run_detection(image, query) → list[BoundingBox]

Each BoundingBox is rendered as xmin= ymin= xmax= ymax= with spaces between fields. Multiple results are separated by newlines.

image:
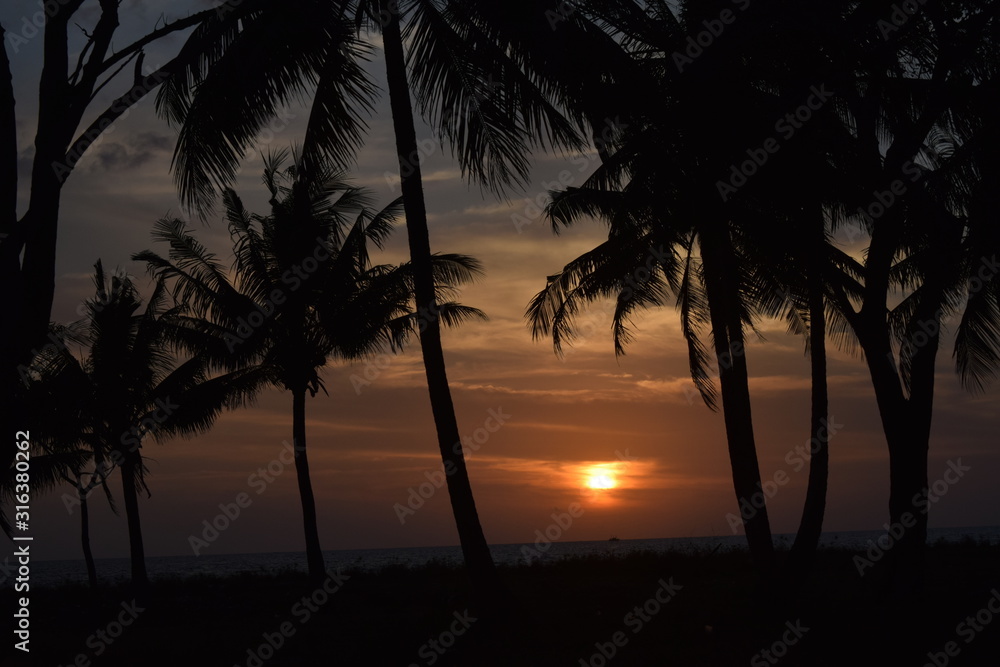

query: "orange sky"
xmin=5 ymin=1 xmax=998 ymax=562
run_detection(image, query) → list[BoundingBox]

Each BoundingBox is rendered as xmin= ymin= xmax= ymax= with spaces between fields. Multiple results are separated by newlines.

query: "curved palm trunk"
xmin=380 ymin=4 xmax=501 ymax=608
xmin=852 ymin=203 xmax=937 ymax=594
xmin=700 ymin=224 xmax=775 ymax=579
xmin=291 ymin=386 xmax=325 ymax=583
xmin=854 ymin=204 xmax=946 ymax=593
xmin=885 ymin=422 xmax=930 ymax=594
xmin=78 ymin=481 xmax=98 ymax=588
xmin=787 ymin=219 xmax=829 ymax=578
xmin=884 ymin=286 xmax=942 ymax=595
xmin=861 ymin=333 xmax=931 ymax=593
xmin=858 ymin=308 xmax=939 ymax=594
xmin=120 ymin=456 xmax=149 ymax=598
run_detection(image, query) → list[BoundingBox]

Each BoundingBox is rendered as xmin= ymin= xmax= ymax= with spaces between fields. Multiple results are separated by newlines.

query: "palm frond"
xmin=676 ymin=242 xmax=718 ymax=410
xmin=162 ymin=0 xmax=375 ymax=213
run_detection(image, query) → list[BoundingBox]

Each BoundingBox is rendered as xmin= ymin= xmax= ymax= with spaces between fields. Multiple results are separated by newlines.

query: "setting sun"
xmin=583 ymin=464 xmax=619 ymax=490
xmin=587 ymin=473 xmax=616 ymax=489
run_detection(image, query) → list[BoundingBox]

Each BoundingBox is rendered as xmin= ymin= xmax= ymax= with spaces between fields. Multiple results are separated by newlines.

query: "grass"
xmin=4 ymin=541 xmax=999 ymax=666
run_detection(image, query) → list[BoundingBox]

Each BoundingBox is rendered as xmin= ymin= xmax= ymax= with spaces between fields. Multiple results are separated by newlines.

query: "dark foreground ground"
xmin=4 ymin=541 xmax=999 ymax=667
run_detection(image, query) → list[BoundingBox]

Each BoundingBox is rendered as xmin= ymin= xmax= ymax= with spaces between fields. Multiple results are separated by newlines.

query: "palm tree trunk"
xmin=379 ymin=3 xmax=501 ymax=609
xmin=857 ymin=320 xmax=929 ymax=594
xmin=120 ymin=456 xmax=149 ymax=598
xmin=700 ymin=225 xmax=775 ymax=578
xmin=859 ymin=293 xmax=940 ymax=594
xmin=889 ymin=282 xmax=944 ymax=595
xmin=787 ymin=217 xmax=829 ymax=578
xmin=885 ymin=422 xmax=929 ymax=594
xmin=79 ymin=486 xmax=98 ymax=588
xmin=291 ymin=386 xmax=325 ymax=583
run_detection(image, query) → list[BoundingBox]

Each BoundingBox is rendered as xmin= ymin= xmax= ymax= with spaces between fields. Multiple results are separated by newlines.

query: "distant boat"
xmin=608 ymin=536 xmax=620 ymax=542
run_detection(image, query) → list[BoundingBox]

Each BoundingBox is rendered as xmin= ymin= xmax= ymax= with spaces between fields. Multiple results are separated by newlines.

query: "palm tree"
xmin=43 ymin=450 xmax=113 ymax=589
xmin=524 ymin=0 xmax=822 ymax=578
xmin=151 ymin=0 xmax=631 ymax=605
xmin=13 ymin=325 xmax=119 ymax=588
xmin=528 ymin=0 xmax=993 ymax=588
xmin=35 ymin=261 xmax=268 ymax=598
xmin=800 ymin=0 xmax=1000 ymax=592
xmin=674 ymin=0 xmax=1000 ymax=592
xmin=526 ymin=188 xmax=784 ymax=577
xmin=0 ymin=4 xmax=234 ymax=534
xmin=17 ymin=442 xmax=116 ymax=589
xmin=772 ymin=212 xmax=832 ymax=579
xmin=709 ymin=0 xmax=862 ymax=576
xmin=135 ymin=151 xmax=485 ymax=583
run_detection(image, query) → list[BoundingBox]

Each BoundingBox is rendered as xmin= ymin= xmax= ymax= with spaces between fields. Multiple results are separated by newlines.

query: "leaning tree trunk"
xmin=885 ymin=418 xmax=930 ymax=594
xmin=2 ymin=17 xmax=78 ymax=526
xmin=700 ymin=225 xmax=775 ymax=578
xmin=380 ymin=3 xmax=502 ymax=609
xmin=853 ymin=186 xmax=943 ymax=594
xmin=79 ymin=483 xmax=98 ymax=588
xmin=291 ymin=386 xmax=326 ymax=583
xmin=787 ymin=218 xmax=830 ymax=579
xmin=119 ymin=455 xmax=149 ymax=598
xmin=859 ymin=312 xmax=936 ymax=595
xmin=889 ymin=280 xmax=944 ymax=595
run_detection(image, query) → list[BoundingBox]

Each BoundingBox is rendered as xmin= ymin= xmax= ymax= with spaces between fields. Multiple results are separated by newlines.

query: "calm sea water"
xmin=24 ymin=526 xmax=999 ymax=588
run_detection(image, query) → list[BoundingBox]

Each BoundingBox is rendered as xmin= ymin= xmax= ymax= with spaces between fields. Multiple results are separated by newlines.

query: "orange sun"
xmin=587 ymin=473 xmax=616 ymax=489
xmin=583 ymin=464 xmax=618 ymax=490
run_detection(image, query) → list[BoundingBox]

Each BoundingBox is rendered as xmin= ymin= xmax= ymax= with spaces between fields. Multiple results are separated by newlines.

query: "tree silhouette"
xmin=525 ymin=0 xmax=823 ymax=578
xmin=13 ymin=323 xmax=119 ymax=588
xmin=0 ymin=3 xmax=223 ymax=532
xmin=135 ymin=151 xmax=485 ymax=583
xmin=21 ymin=261 xmax=268 ymax=597
xmin=806 ymin=0 xmax=1000 ymax=592
xmin=152 ymin=0 xmax=628 ymax=607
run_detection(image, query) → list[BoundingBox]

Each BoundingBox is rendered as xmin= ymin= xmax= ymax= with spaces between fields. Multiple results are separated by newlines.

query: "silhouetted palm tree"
xmin=772 ymin=211 xmax=833 ymax=580
xmin=528 ymin=0 xmax=994 ymax=588
xmin=33 ymin=262 xmax=268 ymax=597
xmin=152 ymin=0 xmax=630 ymax=605
xmin=136 ymin=151 xmax=485 ymax=583
xmin=13 ymin=325 xmax=119 ymax=588
xmin=526 ymin=185 xmax=784 ymax=576
xmin=707 ymin=0 xmax=858 ymax=577
xmin=0 ymin=4 xmax=232 ymax=534
xmin=525 ymin=0 xmax=822 ymax=578
xmin=805 ymin=0 xmax=1000 ymax=592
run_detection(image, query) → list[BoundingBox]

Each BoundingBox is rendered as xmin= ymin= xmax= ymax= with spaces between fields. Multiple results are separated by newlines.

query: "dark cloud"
xmin=89 ymin=143 xmax=138 ymax=172
xmin=85 ymin=131 xmax=173 ymax=172
xmin=132 ymin=131 xmax=174 ymax=153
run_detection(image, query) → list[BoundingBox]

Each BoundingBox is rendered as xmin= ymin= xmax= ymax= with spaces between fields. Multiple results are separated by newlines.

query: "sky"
xmin=3 ymin=1 xmax=998 ymax=563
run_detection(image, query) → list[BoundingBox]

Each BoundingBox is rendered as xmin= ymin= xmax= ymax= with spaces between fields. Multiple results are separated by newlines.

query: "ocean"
xmin=23 ymin=526 xmax=999 ymax=588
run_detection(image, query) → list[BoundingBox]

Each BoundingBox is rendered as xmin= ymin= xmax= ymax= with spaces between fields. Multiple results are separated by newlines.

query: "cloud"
xmin=382 ymin=168 xmax=462 ymax=194
xmin=132 ymin=131 xmax=174 ymax=153
xmin=85 ymin=131 xmax=174 ymax=173
xmin=451 ymin=381 xmax=596 ymax=399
